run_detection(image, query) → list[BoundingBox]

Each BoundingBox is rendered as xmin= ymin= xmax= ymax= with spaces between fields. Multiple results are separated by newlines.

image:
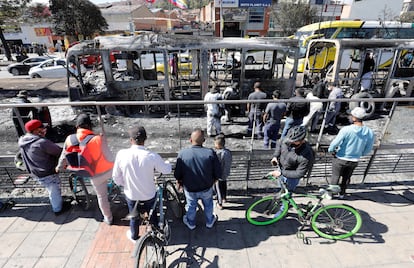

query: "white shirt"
xmin=204 ymin=91 xmax=222 ymax=114
xmin=112 ymin=145 xmax=172 ymax=201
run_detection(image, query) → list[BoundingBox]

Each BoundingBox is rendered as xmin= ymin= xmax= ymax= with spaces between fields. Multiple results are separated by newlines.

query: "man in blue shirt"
xmin=174 ymin=128 xmax=222 ymax=230
xmin=328 ymin=107 xmax=375 ymax=198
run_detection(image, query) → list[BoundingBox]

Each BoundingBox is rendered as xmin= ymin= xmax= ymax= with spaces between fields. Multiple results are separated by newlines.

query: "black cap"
xmin=129 ymin=126 xmax=147 ymax=143
xmin=76 ymin=113 xmax=92 ymax=128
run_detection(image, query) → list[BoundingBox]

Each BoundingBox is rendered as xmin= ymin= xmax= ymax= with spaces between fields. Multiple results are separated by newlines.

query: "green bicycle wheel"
xmin=246 ymin=196 xmax=289 ymax=226
xmin=311 ymin=204 xmax=362 ymax=240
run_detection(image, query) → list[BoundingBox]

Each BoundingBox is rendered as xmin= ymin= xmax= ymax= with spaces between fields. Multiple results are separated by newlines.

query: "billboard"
xmin=214 ymin=0 xmax=271 ymax=8
xmin=239 ymin=0 xmax=271 ymax=7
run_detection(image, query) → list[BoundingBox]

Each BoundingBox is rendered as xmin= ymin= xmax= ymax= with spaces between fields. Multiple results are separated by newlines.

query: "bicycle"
xmin=68 ymin=173 xmax=91 ymax=210
xmin=68 ymin=174 xmax=125 ymax=210
xmin=128 ymin=174 xmax=184 ymax=268
xmin=245 ymin=172 xmax=362 ymax=243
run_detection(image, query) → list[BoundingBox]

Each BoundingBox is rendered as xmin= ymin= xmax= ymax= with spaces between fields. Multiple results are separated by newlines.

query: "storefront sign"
xmin=239 ymin=0 xmax=271 ymax=7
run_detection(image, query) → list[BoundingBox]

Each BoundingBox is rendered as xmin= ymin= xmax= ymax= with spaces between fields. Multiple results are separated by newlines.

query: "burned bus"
xmin=65 ymin=33 xmax=299 ymax=115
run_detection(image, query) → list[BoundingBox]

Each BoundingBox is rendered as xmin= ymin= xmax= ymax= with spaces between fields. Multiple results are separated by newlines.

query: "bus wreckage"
xmin=66 ymin=33 xmax=299 ymax=115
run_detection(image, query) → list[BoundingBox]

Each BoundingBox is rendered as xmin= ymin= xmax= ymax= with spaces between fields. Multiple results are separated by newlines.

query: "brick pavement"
xmin=1 ymin=173 xmax=414 ymax=268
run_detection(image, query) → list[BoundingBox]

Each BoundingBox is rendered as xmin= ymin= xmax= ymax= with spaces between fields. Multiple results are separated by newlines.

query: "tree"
xmin=400 ymin=12 xmax=414 ymax=23
xmin=0 ymin=0 xmax=30 ymax=61
xmin=49 ymin=0 xmax=108 ymax=43
xmin=271 ymin=1 xmax=318 ymax=36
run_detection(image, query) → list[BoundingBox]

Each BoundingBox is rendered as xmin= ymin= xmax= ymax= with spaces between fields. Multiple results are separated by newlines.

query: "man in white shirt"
xmin=204 ymin=86 xmax=223 ymax=137
xmin=112 ymin=126 xmax=172 ymax=243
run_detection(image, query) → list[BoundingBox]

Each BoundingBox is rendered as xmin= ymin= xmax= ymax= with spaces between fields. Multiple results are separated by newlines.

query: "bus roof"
xmin=297 ymin=21 xmax=363 ymax=32
xmin=67 ymin=33 xmax=298 ymax=57
xmin=308 ymin=38 xmax=414 ymax=49
xmin=297 ymin=20 xmax=414 ymax=32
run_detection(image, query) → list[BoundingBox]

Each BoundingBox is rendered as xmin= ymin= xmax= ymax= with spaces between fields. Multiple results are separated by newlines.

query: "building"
xmin=99 ymin=3 xmax=156 ymax=33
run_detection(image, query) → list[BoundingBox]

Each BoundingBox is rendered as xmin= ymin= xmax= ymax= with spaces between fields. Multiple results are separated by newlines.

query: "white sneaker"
xmin=103 ymin=217 xmax=113 ymax=225
xmin=126 ymin=229 xmax=137 ymax=244
xmin=183 ymin=216 xmax=196 ymax=230
xmin=206 ymin=214 xmax=218 ymax=228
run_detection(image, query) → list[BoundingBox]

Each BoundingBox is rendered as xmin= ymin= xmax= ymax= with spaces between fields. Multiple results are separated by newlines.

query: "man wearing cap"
xmin=204 ymin=86 xmax=223 ymax=137
xmin=18 ymin=119 xmax=68 ymax=215
xmin=112 ymin=125 xmax=172 ymax=243
xmin=11 ymin=90 xmax=38 ymax=137
xmin=328 ymin=107 xmax=375 ymax=198
xmin=56 ymin=113 xmax=115 ymax=225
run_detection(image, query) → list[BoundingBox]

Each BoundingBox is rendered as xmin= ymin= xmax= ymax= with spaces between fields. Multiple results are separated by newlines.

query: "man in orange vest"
xmin=56 ymin=113 xmax=115 ymax=225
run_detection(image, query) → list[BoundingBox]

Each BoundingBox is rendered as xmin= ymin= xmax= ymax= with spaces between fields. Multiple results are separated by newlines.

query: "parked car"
xmin=29 ymin=58 xmax=77 ymax=78
xmin=156 ymin=53 xmax=192 ymax=75
xmin=7 ymin=56 xmax=53 ymax=76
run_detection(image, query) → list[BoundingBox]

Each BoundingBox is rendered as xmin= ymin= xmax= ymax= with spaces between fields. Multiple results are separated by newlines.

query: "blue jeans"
xmin=279 ymin=175 xmax=300 ymax=192
xmin=37 ymin=174 xmax=62 ymax=212
xmin=126 ymin=195 xmax=157 ymax=240
xmin=247 ymin=111 xmax=263 ymax=137
xmin=263 ymin=122 xmax=280 ymax=148
xmin=184 ymin=187 xmax=215 ymax=226
xmin=281 ymin=117 xmax=303 ymax=138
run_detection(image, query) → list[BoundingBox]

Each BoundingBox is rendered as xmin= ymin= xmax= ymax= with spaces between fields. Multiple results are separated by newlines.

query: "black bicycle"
xmin=129 ymin=174 xmax=184 ymax=268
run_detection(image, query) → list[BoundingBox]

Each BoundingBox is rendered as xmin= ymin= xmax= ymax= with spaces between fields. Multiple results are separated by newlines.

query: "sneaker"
xmin=216 ymin=203 xmax=223 ymax=210
xmin=126 ymin=230 xmax=137 ymax=244
xmin=54 ymin=201 xmax=72 ymax=216
xmin=338 ymin=194 xmax=345 ymax=199
xmin=103 ymin=217 xmax=113 ymax=225
xmin=183 ymin=216 xmax=196 ymax=230
xmin=206 ymin=214 xmax=218 ymax=228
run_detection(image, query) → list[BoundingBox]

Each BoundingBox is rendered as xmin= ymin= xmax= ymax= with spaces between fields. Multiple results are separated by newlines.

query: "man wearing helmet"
xmin=327 ymin=107 xmax=375 ymax=198
xmin=270 ymin=125 xmax=314 ymax=192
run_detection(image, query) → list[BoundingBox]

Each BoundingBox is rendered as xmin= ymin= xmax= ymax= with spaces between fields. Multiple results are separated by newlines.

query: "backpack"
xmin=65 ymin=134 xmax=96 ymax=177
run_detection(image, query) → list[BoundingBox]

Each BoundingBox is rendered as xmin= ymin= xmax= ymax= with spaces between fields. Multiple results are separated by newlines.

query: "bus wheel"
xmin=349 ymin=92 xmax=375 ymax=119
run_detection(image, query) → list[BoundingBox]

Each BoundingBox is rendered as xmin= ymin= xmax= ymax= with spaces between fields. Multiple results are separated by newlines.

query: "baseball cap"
xmin=25 ymin=120 xmax=45 ymax=132
xmin=128 ymin=126 xmax=147 ymax=142
xmin=76 ymin=113 xmax=92 ymax=128
xmin=351 ymin=107 xmax=367 ymax=120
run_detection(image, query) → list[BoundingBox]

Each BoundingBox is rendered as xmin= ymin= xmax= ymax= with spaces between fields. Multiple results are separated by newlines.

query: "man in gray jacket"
xmin=271 ymin=125 xmax=314 ymax=192
xmin=18 ymin=119 xmax=69 ymax=215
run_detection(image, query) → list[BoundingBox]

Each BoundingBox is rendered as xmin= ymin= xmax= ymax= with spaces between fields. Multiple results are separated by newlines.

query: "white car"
xmin=29 ymin=58 xmax=77 ymax=78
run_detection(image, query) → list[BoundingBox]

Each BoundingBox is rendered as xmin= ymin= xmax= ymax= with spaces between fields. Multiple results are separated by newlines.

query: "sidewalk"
xmin=1 ymin=174 xmax=414 ymax=267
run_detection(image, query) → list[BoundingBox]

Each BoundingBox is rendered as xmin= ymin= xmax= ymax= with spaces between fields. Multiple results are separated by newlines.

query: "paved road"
xmin=1 ymin=173 xmax=414 ymax=267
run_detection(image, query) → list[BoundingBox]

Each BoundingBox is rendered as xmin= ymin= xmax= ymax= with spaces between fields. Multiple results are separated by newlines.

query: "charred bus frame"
xmin=66 ymin=33 xmax=299 ymax=115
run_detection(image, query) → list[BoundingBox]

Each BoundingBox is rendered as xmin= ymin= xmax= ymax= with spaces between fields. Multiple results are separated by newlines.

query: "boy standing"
xmin=214 ymin=134 xmax=232 ymax=209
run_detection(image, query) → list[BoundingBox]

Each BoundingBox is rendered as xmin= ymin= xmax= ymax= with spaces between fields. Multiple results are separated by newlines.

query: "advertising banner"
xmin=239 ymin=0 xmax=271 ymax=7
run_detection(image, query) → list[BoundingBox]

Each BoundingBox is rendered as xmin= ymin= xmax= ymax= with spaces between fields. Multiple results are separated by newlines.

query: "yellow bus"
xmin=286 ymin=20 xmax=414 ymax=72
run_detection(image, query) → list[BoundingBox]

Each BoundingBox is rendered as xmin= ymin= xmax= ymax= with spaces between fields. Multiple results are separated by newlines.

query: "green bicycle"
xmin=246 ymin=173 xmax=362 ymax=241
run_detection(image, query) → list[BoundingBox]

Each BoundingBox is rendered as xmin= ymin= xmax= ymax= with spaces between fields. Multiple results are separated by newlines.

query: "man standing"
xmin=263 ymin=90 xmax=286 ymax=149
xmin=12 ymin=90 xmax=38 ymax=137
xmin=271 ymin=125 xmax=314 ymax=192
xmin=328 ymin=107 xmax=375 ymax=198
xmin=204 ymin=86 xmax=223 ymax=137
xmin=174 ymin=128 xmax=221 ymax=230
xmin=112 ymin=126 xmax=172 ymax=242
xmin=246 ymin=82 xmax=267 ymax=138
xmin=280 ymin=88 xmax=310 ymax=138
xmin=56 ymin=113 xmax=115 ymax=225
xmin=18 ymin=119 xmax=69 ymax=215
xmin=324 ymin=82 xmax=344 ymax=134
